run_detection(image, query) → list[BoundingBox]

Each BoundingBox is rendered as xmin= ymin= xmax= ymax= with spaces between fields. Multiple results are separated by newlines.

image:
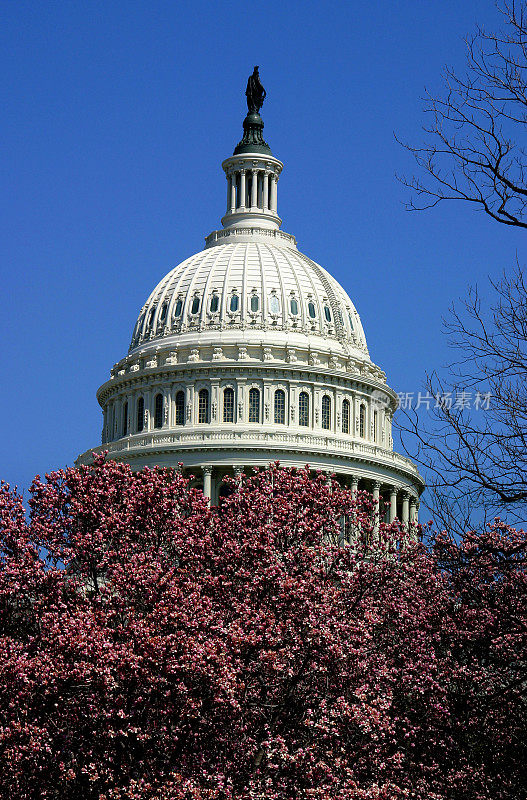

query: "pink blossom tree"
xmin=0 ymin=456 xmax=525 ymax=799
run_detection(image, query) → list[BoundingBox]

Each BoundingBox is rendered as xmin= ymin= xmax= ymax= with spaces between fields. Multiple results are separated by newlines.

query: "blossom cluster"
xmin=0 ymin=456 xmax=525 ymax=799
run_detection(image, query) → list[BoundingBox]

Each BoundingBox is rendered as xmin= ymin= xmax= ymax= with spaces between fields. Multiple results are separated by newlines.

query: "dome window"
xmin=342 ymin=399 xmax=350 ymax=434
xmin=223 ymin=387 xmax=235 ymax=422
xmin=148 ymin=307 xmax=156 ymax=328
xmin=230 ymin=294 xmax=239 ymax=312
xmin=210 ymin=294 xmax=219 ymax=313
xmin=269 ymin=295 xmax=280 ymax=315
xmin=136 ymin=397 xmax=145 ymax=432
xmin=154 ymin=394 xmax=163 ymax=429
xmin=308 ymin=301 xmax=316 ymax=319
xmin=191 ymin=296 xmax=200 ymax=315
xmin=348 ymin=312 xmax=354 ymax=332
xmin=373 ymin=409 xmax=378 ymax=442
xmin=250 ymin=295 xmax=259 ymax=312
xmin=299 ymin=392 xmax=309 ymax=427
xmin=322 ymin=395 xmax=331 ymax=430
xmin=160 ymin=303 xmax=168 ymax=322
xmin=248 ymin=387 xmax=260 ymax=423
xmin=359 ymin=404 xmax=366 ymax=438
xmin=274 ymin=389 xmax=285 ymax=424
xmin=175 ymin=391 xmax=185 ymax=425
xmin=198 ymin=388 xmax=209 ymax=423
xmin=174 ymin=299 xmax=183 ymax=317
xmin=290 ymin=298 xmax=299 ymax=316
xmin=122 ymin=402 xmax=128 ymax=438
xmin=324 ymin=305 xmax=332 ymax=323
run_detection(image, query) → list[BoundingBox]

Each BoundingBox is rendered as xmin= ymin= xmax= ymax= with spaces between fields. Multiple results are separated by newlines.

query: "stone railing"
xmin=78 ymin=428 xmax=422 ymax=480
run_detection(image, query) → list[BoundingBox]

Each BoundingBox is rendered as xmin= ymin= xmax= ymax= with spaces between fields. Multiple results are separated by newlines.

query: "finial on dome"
xmin=234 ymin=67 xmax=272 ymax=156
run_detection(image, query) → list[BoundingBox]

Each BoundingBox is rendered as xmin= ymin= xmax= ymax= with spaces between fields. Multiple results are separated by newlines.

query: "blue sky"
xmin=1 ymin=0 xmax=523 ymax=498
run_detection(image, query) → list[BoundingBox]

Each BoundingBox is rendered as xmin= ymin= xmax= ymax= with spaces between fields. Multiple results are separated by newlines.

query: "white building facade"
xmin=77 ymin=82 xmax=424 ymax=522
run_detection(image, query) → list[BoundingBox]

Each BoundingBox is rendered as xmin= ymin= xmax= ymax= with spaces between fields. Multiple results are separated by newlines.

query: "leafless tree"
xmin=398 ymin=265 xmax=527 ymax=534
xmin=398 ymin=2 xmax=527 ymax=229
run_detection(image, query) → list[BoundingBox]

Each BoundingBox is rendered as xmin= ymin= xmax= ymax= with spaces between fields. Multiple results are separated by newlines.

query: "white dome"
xmin=129 ymin=230 xmax=369 ymax=363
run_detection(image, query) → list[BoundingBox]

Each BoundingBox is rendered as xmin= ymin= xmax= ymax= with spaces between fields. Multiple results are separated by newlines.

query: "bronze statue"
xmin=246 ymin=66 xmax=266 ymax=114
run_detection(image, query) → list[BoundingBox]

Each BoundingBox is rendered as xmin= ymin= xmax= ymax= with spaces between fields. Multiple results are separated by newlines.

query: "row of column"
xmin=226 ymin=169 xmax=278 ymax=215
xmin=198 ymin=465 xmax=419 ymax=527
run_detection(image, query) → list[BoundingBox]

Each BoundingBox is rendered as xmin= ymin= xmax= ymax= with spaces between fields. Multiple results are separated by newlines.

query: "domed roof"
xmin=129 ymin=230 xmax=369 ymax=360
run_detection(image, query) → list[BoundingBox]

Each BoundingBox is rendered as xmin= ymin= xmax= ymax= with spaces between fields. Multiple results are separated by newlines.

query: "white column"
xmin=372 ymin=481 xmax=381 ymax=537
xmin=251 ymin=169 xmax=258 ymax=208
xmin=270 ymin=174 xmax=277 ymax=212
xmin=351 ymin=475 xmax=359 ymax=498
xmin=240 ymin=170 xmax=246 ymax=210
xmin=263 ymin=171 xmax=269 ymax=209
xmin=226 ymin=175 xmax=231 ymax=215
xmin=230 ymin=173 xmax=236 ymax=212
xmin=389 ymin=488 xmax=397 ymax=522
xmin=202 ymin=466 xmax=212 ymax=507
xmin=402 ymin=492 xmax=410 ymax=528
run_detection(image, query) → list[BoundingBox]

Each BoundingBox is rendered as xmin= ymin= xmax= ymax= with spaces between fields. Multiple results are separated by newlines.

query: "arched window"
xmin=348 ymin=311 xmax=354 ymax=332
xmin=174 ymin=299 xmax=183 ymax=317
xmin=342 ymin=399 xmax=350 ymax=434
xmin=230 ymin=294 xmax=239 ymax=312
xmin=322 ymin=395 xmax=331 ymax=430
xmin=373 ymin=409 xmax=378 ymax=442
xmin=274 ymin=389 xmax=285 ymax=424
xmin=137 ymin=397 xmax=144 ymax=432
xmin=154 ymin=393 xmax=163 ymax=429
xmin=210 ymin=294 xmax=219 ymax=313
xmin=248 ymin=387 xmax=260 ymax=423
xmin=175 ymin=391 xmax=185 ymax=425
xmin=191 ymin=296 xmax=200 ymax=315
xmin=122 ymin=401 xmax=128 ymax=437
xmin=324 ymin=305 xmax=332 ymax=323
xmin=250 ymin=294 xmax=259 ymax=312
xmin=290 ymin=297 xmax=298 ymax=315
xmin=359 ymin=404 xmax=366 ymax=438
xmin=160 ymin=303 xmax=167 ymax=322
xmin=223 ymin=387 xmax=234 ymax=422
xmin=148 ymin=307 xmax=156 ymax=327
xmin=269 ymin=295 xmax=280 ymax=314
xmin=299 ymin=391 xmax=309 ymax=427
xmin=308 ymin=301 xmax=316 ymax=318
xmin=198 ymin=389 xmax=209 ymax=423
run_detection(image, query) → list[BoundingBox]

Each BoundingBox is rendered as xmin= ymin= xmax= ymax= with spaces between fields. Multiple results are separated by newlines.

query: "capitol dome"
xmin=77 ymin=70 xmax=424 ymax=523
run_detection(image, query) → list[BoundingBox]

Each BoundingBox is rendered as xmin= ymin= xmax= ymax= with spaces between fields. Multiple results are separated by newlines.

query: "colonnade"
xmin=194 ymin=464 xmax=419 ymax=528
xmin=226 ymin=168 xmax=278 ymax=215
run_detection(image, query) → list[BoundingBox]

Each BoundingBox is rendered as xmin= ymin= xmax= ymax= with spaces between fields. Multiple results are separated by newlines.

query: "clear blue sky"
xmin=1 ymin=0 xmax=523 ymax=497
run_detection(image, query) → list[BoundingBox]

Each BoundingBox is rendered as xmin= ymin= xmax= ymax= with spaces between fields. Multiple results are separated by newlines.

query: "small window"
xmin=290 ymin=298 xmax=298 ymax=315
xmin=210 ymin=294 xmax=219 ymax=313
xmin=174 ymin=299 xmax=183 ymax=317
xmin=249 ymin=387 xmax=260 ymax=423
xmin=198 ymin=388 xmax=209 ymax=423
xmin=122 ymin=402 xmax=128 ymax=437
xmin=373 ymin=409 xmax=378 ymax=442
xmin=322 ymin=395 xmax=331 ymax=430
xmin=175 ymin=391 xmax=185 ymax=425
xmin=342 ymin=399 xmax=350 ymax=434
xmin=308 ymin=301 xmax=316 ymax=319
xmin=299 ymin=392 xmax=309 ymax=427
xmin=191 ymin=296 xmax=200 ymax=315
xmin=223 ymin=387 xmax=234 ymax=422
xmin=348 ymin=312 xmax=354 ymax=331
xmin=269 ymin=295 xmax=280 ymax=314
xmin=154 ymin=393 xmax=163 ymax=429
xmin=160 ymin=303 xmax=167 ymax=322
xmin=324 ymin=305 xmax=332 ymax=323
xmin=230 ymin=294 xmax=239 ymax=312
xmin=250 ymin=295 xmax=259 ymax=312
xmin=137 ymin=397 xmax=144 ymax=432
xmin=359 ymin=404 xmax=366 ymax=438
xmin=274 ymin=389 xmax=285 ymax=424
xmin=148 ymin=307 xmax=156 ymax=327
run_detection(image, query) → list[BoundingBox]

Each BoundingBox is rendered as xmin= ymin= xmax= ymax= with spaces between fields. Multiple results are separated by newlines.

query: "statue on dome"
xmin=246 ymin=66 xmax=266 ymax=114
